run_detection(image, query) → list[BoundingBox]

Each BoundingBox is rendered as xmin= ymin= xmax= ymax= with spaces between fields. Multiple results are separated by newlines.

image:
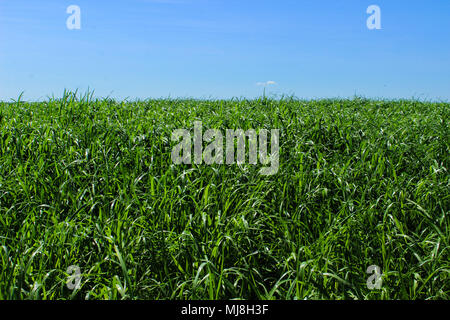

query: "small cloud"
xmin=256 ymin=81 xmax=277 ymax=87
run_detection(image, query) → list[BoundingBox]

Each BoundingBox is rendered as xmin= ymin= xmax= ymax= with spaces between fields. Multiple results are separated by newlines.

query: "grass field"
xmin=0 ymin=92 xmax=448 ymax=300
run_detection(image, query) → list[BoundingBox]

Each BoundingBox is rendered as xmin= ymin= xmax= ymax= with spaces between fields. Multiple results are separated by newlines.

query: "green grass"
xmin=0 ymin=91 xmax=448 ymax=300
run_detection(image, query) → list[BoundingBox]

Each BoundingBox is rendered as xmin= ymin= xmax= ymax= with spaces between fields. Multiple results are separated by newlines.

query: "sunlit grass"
xmin=0 ymin=91 xmax=448 ymax=299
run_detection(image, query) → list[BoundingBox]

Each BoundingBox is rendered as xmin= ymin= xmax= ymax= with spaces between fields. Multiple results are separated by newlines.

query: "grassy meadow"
xmin=0 ymin=92 xmax=448 ymax=299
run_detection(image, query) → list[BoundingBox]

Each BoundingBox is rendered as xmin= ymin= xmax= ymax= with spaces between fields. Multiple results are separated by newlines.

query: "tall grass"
xmin=0 ymin=92 xmax=448 ymax=299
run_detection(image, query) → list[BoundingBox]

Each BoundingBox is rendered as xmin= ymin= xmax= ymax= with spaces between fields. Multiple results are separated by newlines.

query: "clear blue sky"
xmin=1 ymin=0 xmax=449 ymax=101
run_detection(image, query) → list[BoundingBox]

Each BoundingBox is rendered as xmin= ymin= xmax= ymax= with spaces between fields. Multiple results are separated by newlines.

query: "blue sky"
xmin=0 ymin=0 xmax=449 ymax=101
